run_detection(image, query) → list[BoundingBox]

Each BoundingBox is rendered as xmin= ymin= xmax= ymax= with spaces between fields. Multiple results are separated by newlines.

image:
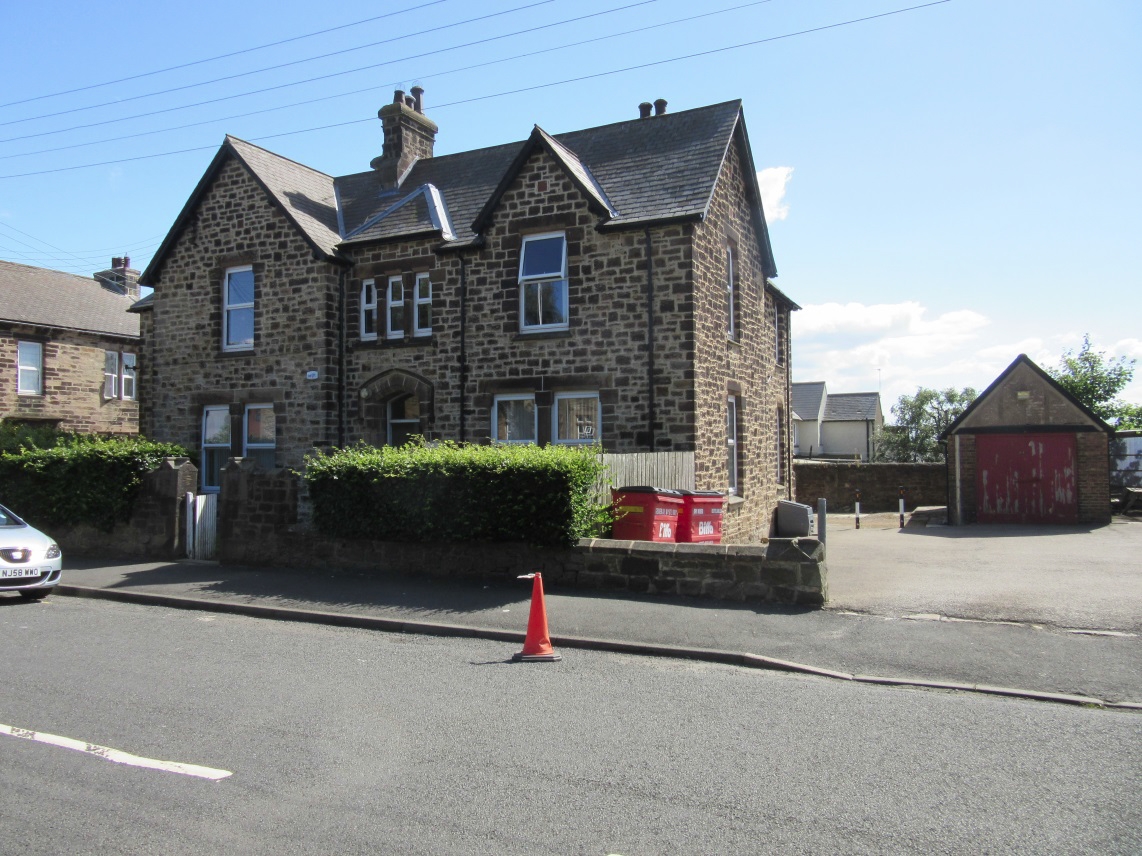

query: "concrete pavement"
xmin=37 ymin=512 xmax=1141 ymax=709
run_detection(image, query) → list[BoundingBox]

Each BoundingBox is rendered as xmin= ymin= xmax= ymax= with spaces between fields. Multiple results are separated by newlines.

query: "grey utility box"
xmin=776 ymin=500 xmax=816 ymax=537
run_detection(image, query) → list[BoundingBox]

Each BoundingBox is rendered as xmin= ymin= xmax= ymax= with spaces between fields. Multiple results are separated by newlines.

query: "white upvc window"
xmin=244 ymin=404 xmax=276 ymax=470
xmin=201 ymin=406 xmax=231 ymax=492
xmin=726 ymin=244 xmax=737 ymax=341
xmin=727 ymin=395 xmax=740 ymax=495
xmin=103 ymin=351 xmax=119 ymax=399
xmin=776 ymin=406 xmax=786 ymax=485
xmin=519 ymin=232 xmax=568 ymax=332
xmin=223 ymin=265 xmax=254 ymax=351
xmin=413 ymin=272 xmax=432 ymax=337
xmin=121 ymin=353 xmax=137 ymax=400
xmin=553 ymin=392 xmax=601 ymax=445
xmin=493 ymin=394 xmax=537 ymax=444
xmin=360 ymin=279 xmax=378 ymax=340
xmin=17 ymin=341 xmax=42 ymax=396
xmin=386 ymin=275 xmax=405 ymax=339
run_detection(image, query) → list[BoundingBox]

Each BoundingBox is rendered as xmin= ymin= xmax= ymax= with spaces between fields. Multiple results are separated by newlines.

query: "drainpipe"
xmin=645 ymin=228 xmax=656 ymax=451
xmin=459 ymin=251 xmax=468 ymax=443
xmin=337 ymin=264 xmax=347 ymax=448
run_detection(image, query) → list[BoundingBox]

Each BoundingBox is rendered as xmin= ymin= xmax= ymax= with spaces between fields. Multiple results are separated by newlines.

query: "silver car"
xmin=0 ymin=503 xmax=62 ymax=600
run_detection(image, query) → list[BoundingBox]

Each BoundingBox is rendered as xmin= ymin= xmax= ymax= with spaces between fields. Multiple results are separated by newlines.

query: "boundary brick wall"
xmin=794 ymin=460 xmax=947 ymax=512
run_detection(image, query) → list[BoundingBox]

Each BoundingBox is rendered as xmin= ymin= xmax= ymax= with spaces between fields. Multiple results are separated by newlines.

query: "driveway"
xmin=823 ymin=513 xmax=1142 ymax=632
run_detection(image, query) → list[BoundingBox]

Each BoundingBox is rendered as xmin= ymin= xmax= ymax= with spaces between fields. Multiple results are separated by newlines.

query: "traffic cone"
xmin=512 ymin=573 xmax=562 ymax=662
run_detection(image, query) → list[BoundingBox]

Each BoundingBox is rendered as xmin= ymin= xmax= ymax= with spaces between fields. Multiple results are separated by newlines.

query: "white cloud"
xmin=756 ymin=166 xmax=793 ymax=223
xmin=792 ymin=301 xmax=993 ymax=414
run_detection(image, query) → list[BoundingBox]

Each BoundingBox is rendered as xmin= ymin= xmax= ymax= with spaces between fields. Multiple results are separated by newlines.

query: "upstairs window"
xmin=553 ymin=392 xmax=601 ymax=445
xmin=223 ymin=266 xmax=254 ymax=351
xmin=360 ymin=280 xmax=378 ymax=340
xmin=493 ymin=394 xmax=536 ymax=444
xmin=775 ymin=304 xmax=787 ymax=367
xmin=413 ymin=272 xmax=432 ymax=337
xmin=17 ymin=341 xmax=42 ymax=396
xmin=386 ymin=275 xmax=405 ymax=339
xmin=726 ymin=244 xmax=737 ymax=341
xmin=103 ymin=351 xmax=119 ymax=399
xmin=244 ymin=404 xmax=276 ymax=470
xmin=519 ymin=233 xmax=568 ymax=332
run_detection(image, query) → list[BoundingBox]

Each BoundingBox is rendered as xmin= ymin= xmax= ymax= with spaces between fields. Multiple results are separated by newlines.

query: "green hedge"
xmin=303 ymin=441 xmax=611 ymax=547
xmin=0 ymin=435 xmax=188 ymax=532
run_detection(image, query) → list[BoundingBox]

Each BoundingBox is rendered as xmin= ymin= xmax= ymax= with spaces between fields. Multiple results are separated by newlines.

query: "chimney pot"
xmin=411 ymin=86 xmax=424 ymax=114
xmin=654 ymin=98 xmax=667 ymax=116
xmin=638 ymin=102 xmax=652 ymax=119
xmin=405 ymin=95 xmax=415 ymax=109
xmin=393 ymin=89 xmax=405 ymax=105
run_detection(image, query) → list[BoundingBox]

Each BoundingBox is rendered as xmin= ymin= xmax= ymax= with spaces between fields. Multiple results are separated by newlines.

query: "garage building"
xmin=942 ymin=354 xmax=1112 ymax=526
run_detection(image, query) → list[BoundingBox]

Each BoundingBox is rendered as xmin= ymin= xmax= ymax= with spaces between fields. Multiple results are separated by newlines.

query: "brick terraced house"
xmin=2 ymin=258 xmax=140 ymax=434
xmin=136 ymin=92 xmax=800 ymax=541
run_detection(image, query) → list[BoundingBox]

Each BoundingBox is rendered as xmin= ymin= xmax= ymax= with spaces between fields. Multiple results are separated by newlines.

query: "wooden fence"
xmin=596 ymin=451 xmax=695 ymax=501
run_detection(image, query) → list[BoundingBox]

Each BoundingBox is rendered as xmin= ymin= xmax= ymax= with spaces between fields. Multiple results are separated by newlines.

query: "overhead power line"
xmin=0 ymin=0 xmax=455 ymax=110
xmin=0 ymin=0 xmax=953 ymax=181
xmin=0 ymin=0 xmax=776 ymax=162
xmin=0 ymin=0 xmax=562 ymax=130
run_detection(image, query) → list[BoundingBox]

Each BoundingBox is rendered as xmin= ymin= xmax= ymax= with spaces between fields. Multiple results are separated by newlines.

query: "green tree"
xmin=872 ymin=387 xmax=977 ymax=462
xmin=1047 ymin=335 xmax=1141 ymax=429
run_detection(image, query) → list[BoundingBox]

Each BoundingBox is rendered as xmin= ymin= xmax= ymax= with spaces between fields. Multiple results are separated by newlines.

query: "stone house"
xmin=135 ymin=91 xmax=800 ymax=541
xmin=1 ymin=258 xmax=140 ymax=434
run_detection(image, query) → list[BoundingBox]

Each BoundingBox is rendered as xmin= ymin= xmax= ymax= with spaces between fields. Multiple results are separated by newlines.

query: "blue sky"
xmin=2 ymin=0 xmax=1139 ymax=414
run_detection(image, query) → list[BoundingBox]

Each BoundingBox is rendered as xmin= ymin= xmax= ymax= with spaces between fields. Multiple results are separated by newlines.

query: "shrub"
xmin=303 ymin=440 xmax=611 ymax=547
xmin=0 ymin=436 xmax=188 ymax=532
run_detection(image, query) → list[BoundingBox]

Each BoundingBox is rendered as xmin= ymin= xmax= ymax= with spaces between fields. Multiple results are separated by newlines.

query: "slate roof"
xmin=0 ymin=259 xmax=139 ymax=338
xmin=824 ymin=392 xmax=881 ymax=422
xmin=791 ymin=382 xmax=827 ymax=421
xmin=146 ymin=99 xmax=780 ymax=282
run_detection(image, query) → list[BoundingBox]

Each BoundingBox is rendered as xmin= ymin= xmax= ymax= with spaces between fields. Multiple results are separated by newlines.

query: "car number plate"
xmin=1 ymin=567 xmax=42 ymax=579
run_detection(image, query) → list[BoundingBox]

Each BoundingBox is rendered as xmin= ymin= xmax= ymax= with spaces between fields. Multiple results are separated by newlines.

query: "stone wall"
xmin=794 ymin=460 xmax=947 ymax=512
xmin=52 ymin=458 xmax=196 ymax=559
xmin=218 ymin=468 xmax=825 ymax=606
xmin=1 ymin=327 xmax=139 ymax=434
xmin=143 ymin=155 xmax=343 ymax=471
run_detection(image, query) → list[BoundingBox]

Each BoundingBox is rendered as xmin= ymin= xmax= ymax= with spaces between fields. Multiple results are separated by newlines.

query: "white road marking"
xmin=1 ymin=723 xmax=232 ymax=780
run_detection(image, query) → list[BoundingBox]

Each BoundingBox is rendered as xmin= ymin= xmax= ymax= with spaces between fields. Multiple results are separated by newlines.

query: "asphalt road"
xmin=824 ymin=515 xmax=1142 ymax=631
xmin=3 ymin=597 xmax=1139 ymax=855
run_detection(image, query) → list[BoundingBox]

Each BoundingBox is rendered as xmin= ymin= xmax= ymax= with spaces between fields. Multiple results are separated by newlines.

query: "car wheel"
xmin=19 ymin=589 xmax=50 ymax=600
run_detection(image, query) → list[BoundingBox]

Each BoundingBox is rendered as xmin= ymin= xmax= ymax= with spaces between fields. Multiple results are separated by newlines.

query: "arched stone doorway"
xmin=358 ymin=369 xmax=434 ymax=446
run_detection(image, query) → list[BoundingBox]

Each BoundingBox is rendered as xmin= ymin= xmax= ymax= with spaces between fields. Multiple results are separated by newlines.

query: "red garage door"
xmin=976 ymin=433 xmax=1077 ymax=523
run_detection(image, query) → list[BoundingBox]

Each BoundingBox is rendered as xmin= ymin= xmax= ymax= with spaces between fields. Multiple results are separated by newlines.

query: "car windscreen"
xmin=0 ymin=505 xmax=25 ymax=527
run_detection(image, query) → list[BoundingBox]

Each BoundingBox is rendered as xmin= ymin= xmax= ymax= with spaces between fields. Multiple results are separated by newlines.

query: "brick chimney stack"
xmin=95 ymin=256 xmax=140 ymax=298
xmin=371 ymin=87 xmax=438 ymax=188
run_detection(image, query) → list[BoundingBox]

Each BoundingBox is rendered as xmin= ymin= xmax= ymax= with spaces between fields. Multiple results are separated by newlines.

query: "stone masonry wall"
xmin=145 ymin=157 xmax=343 ymax=471
xmin=794 ymin=460 xmax=947 ymax=512
xmin=692 ymin=134 xmax=791 ymax=541
xmin=1 ymin=327 xmax=139 ymax=434
xmin=50 ymin=457 xmax=195 ymax=559
xmin=344 ymin=147 xmax=693 ymax=457
xmin=216 ymin=470 xmax=824 ymax=605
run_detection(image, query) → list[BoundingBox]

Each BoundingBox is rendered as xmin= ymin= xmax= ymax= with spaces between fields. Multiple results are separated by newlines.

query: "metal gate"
xmin=185 ymin=492 xmax=218 ymax=559
xmin=976 ymin=433 xmax=1077 ymax=524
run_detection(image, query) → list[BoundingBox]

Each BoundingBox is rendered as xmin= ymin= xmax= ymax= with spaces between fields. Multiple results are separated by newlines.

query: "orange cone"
xmin=512 ymin=573 xmax=562 ymax=662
